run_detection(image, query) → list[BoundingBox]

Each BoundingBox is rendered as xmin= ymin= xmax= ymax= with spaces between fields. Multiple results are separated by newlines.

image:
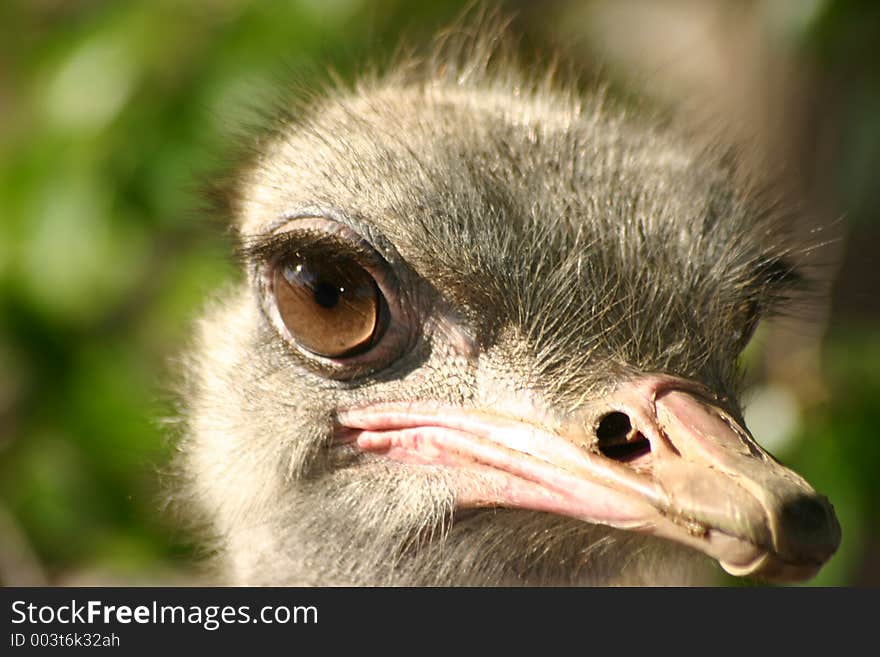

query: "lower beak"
xmin=340 ymin=375 xmax=840 ymax=583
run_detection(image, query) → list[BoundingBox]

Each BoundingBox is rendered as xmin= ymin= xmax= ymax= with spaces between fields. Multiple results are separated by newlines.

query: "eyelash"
xmin=240 ymin=230 xmax=379 ymax=271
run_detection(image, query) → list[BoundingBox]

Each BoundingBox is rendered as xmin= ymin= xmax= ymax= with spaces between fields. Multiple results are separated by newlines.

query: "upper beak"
xmin=340 ymin=375 xmax=841 ymax=582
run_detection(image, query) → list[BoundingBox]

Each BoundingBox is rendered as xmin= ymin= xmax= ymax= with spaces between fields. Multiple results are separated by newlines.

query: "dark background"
xmin=1 ymin=0 xmax=877 ymax=586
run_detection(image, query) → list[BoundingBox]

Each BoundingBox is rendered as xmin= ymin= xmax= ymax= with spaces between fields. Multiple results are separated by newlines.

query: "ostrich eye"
xmin=272 ymin=251 xmax=386 ymax=358
xmin=732 ymin=301 xmax=760 ymax=352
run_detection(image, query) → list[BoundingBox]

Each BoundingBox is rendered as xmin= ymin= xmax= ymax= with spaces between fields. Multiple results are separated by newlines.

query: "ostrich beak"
xmin=340 ymin=375 xmax=841 ymax=583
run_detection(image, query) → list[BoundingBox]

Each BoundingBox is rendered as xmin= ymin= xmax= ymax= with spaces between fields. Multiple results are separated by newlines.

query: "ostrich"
xmin=178 ymin=28 xmax=841 ymax=586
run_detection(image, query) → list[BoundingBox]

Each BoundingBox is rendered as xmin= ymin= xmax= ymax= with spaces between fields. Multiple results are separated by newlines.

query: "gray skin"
xmin=177 ymin=41 xmax=840 ymax=586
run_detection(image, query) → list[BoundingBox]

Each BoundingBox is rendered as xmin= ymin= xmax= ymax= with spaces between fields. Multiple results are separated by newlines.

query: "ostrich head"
xmin=178 ymin=30 xmax=840 ymax=586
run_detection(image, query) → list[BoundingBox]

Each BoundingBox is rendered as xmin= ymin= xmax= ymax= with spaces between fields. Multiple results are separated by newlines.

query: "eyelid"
xmin=241 ymin=217 xmax=380 ymax=268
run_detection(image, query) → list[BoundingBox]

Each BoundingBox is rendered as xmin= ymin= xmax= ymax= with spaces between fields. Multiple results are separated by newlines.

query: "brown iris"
xmin=273 ymin=252 xmax=383 ymax=357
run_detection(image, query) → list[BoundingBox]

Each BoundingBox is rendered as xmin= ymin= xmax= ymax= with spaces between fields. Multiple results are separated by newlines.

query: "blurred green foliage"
xmin=0 ymin=0 xmax=877 ymax=585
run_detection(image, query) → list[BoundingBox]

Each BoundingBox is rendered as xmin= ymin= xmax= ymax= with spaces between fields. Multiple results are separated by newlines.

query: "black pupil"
xmin=314 ymin=281 xmax=340 ymax=308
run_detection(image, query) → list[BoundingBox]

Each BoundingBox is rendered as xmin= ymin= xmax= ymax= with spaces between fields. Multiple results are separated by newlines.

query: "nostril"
xmin=596 ymin=412 xmax=631 ymax=442
xmin=595 ymin=412 xmax=651 ymax=462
